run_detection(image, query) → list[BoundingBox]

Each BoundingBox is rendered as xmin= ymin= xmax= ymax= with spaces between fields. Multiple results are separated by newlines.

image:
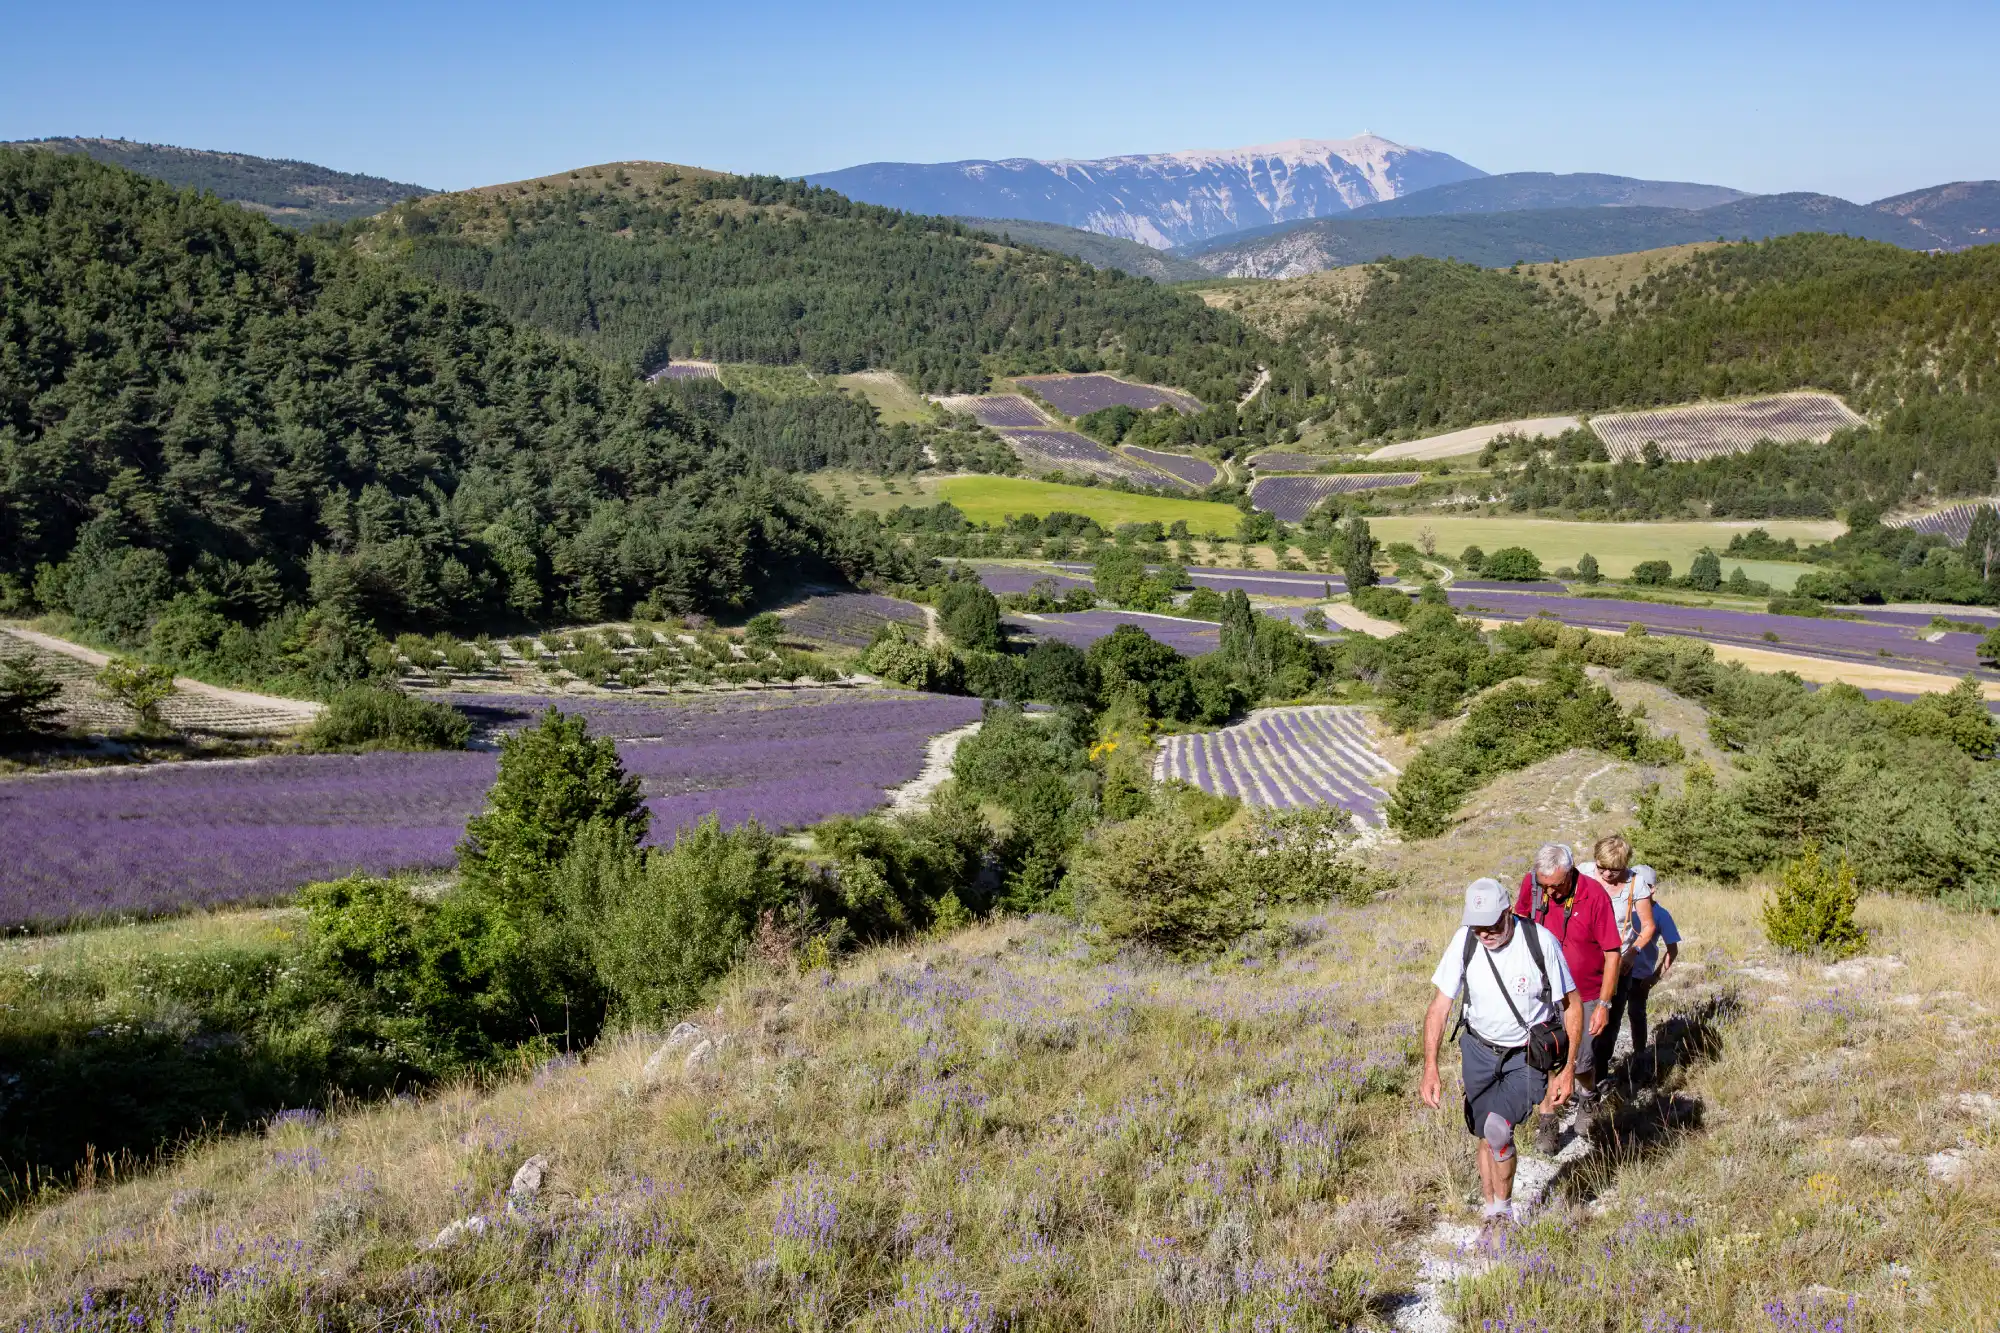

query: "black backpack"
xmin=1451 ymin=915 xmax=1570 ymax=1074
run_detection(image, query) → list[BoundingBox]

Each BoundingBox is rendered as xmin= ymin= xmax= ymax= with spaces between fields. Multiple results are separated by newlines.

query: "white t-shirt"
xmin=1580 ymin=861 xmax=1656 ymax=945
xmin=1432 ymin=921 xmax=1577 ymax=1048
xmin=1628 ymin=903 xmax=1680 ymax=980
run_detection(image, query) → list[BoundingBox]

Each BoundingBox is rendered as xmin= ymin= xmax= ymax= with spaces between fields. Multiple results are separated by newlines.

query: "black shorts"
xmin=1461 ymin=1033 xmax=1548 ymax=1136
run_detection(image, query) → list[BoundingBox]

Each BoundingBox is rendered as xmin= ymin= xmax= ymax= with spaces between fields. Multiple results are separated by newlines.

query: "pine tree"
xmin=1576 ymin=552 xmax=1601 ymax=584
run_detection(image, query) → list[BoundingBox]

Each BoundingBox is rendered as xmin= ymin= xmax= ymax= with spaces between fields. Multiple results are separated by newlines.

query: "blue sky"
xmin=4 ymin=0 xmax=1993 ymax=201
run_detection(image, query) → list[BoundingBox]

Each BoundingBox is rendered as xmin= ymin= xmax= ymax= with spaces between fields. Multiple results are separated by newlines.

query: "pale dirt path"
xmin=1322 ymin=602 xmax=1405 ymax=638
xmin=2 ymin=626 xmax=322 ymax=722
xmin=884 ymin=721 xmax=981 ymax=814
xmin=1237 ymin=365 xmax=1271 ymax=408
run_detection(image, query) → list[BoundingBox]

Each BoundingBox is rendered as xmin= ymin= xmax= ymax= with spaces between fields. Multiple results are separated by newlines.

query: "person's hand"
xmin=1589 ymin=1004 xmax=1611 ymax=1037
xmin=1655 ymin=956 xmax=1674 ymax=983
xmin=1420 ymin=1064 xmax=1442 ymax=1109
xmin=1548 ymin=1066 xmax=1574 ymax=1107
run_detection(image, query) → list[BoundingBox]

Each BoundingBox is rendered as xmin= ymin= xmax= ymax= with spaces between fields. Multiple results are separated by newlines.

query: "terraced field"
xmin=1891 ymin=501 xmax=1995 ymax=545
xmin=0 ymin=628 xmax=318 ymax=736
xmin=1249 ymin=473 xmax=1422 ymax=521
xmin=1122 ymin=446 xmax=1219 ymax=487
xmin=999 ymin=429 xmax=1191 ymax=489
xmin=1591 ymin=393 xmax=1864 ymax=462
xmin=1153 ymin=705 xmax=1398 ymax=826
xmin=934 ymin=394 xmax=1050 ymax=429
xmin=1014 ymin=374 xmax=1200 ymax=416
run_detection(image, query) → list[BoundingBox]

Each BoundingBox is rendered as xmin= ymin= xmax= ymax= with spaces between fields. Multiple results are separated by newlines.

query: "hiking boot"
xmin=1533 ymin=1114 xmax=1561 ymax=1156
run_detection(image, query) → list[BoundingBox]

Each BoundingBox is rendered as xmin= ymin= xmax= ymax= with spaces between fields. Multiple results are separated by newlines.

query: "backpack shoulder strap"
xmin=1516 ymin=916 xmax=1555 ymax=1008
xmin=1449 ymin=927 xmax=1478 ymax=1040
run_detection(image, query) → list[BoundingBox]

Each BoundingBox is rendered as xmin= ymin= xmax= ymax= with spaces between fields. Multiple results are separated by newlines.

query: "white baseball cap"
xmin=1461 ymin=877 xmax=1510 ymax=928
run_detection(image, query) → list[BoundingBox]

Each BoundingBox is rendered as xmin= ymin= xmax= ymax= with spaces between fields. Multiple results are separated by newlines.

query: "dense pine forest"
xmin=361 ymin=165 xmax=1273 ymax=400
xmin=1307 ymin=237 xmax=2000 ymax=517
xmin=0 ymin=149 xmax=897 ymax=684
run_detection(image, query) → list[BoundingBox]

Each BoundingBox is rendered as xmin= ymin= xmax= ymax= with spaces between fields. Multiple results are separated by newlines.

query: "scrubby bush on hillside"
xmin=1389 ymin=665 xmax=1679 ymax=838
xmin=95 ymin=658 xmax=175 ymax=734
xmin=1353 ymin=585 xmax=1412 ymax=622
xmin=938 ymin=580 xmax=1003 ymax=651
xmin=0 ymin=656 xmax=62 ymax=745
xmin=1763 ymin=843 xmax=1866 ymax=958
xmin=303 ymin=686 xmax=471 ymax=752
xmin=1076 ymin=810 xmax=1262 ymax=960
xmin=864 ymin=625 xmax=960 ymax=692
xmin=1224 ymin=807 xmax=1394 ymax=906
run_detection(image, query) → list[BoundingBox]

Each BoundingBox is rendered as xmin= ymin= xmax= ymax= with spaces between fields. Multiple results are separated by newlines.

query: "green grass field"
xmin=833 ymin=370 xmax=934 ymax=425
xmin=1364 ymin=516 xmax=1837 ymax=589
xmin=816 ymin=473 xmax=1245 ymax=530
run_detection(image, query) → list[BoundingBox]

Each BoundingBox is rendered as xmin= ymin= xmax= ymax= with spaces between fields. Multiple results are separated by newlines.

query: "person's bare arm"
xmin=1591 ymin=951 xmax=1620 ymax=1035
xmin=1419 ymin=989 xmax=1452 ymax=1108
xmin=1548 ymin=991 xmax=1582 ymax=1105
xmin=1628 ymin=895 xmax=1658 ymax=957
xmin=1656 ymin=940 xmax=1678 ymax=982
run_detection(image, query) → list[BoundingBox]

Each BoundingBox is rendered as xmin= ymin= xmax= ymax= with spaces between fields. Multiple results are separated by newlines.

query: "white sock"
xmin=1481 ymin=1200 xmax=1509 ymax=1220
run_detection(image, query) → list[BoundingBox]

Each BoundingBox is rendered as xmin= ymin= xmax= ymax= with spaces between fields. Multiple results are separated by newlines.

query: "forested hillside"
xmin=3 ymin=137 xmax=434 ymax=227
xmin=1299 ymin=236 xmax=2000 ymax=516
xmin=358 ymin=162 xmax=1267 ymax=400
xmin=0 ymin=149 xmax=885 ymax=680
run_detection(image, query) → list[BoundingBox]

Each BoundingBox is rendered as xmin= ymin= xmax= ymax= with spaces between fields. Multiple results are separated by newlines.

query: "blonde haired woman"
xmin=1578 ymin=834 xmax=1658 ymax=1080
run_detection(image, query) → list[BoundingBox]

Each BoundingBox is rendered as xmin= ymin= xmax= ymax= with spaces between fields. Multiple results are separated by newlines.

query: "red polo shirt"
xmin=1516 ymin=870 xmax=1623 ymax=1001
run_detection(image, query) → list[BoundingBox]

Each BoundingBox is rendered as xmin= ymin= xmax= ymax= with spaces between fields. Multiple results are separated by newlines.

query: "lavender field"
xmin=1003 ymin=611 xmax=1220 ymax=655
xmin=1249 ymin=474 xmax=1421 ymax=521
xmin=1891 ymin=501 xmax=1995 ymax=545
xmin=1154 ymin=705 xmax=1398 ymax=826
xmin=935 ymin=394 xmax=1049 ymax=429
xmin=778 ymin=593 xmax=928 ymax=647
xmin=998 ymin=429 xmax=1189 ymax=489
xmin=0 ymin=691 xmax=983 ymax=928
xmin=967 ymin=564 xmax=1094 ymax=596
xmin=1449 ymin=588 xmax=1991 ymax=675
xmin=1122 ymin=446 xmax=1219 ymax=487
xmin=1015 ymin=374 xmax=1200 ymax=417
xmin=1590 ymin=393 xmax=1864 ymax=462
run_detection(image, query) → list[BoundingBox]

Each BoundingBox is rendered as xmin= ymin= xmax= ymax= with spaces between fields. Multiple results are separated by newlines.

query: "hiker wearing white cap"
xmin=1420 ymin=877 xmax=1583 ymax=1225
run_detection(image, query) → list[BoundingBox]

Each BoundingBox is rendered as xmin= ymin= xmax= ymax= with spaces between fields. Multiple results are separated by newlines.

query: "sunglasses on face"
xmin=1472 ymin=919 xmax=1509 ymax=938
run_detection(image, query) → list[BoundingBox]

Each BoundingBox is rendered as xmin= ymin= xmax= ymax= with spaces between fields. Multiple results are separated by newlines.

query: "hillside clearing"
xmin=7 ymin=745 xmax=1997 ymax=1329
xmin=1355 ymin=517 xmax=1837 ymax=585
xmin=833 ymin=371 xmax=934 ymax=425
xmin=816 ymin=473 xmax=1244 ymax=530
xmin=1366 ymin=416 xmax=1582 ymax=462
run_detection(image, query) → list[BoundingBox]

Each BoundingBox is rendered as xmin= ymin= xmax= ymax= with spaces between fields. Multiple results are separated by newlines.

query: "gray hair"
xmin=1533 ymin=842 xmax=1574 ymax=878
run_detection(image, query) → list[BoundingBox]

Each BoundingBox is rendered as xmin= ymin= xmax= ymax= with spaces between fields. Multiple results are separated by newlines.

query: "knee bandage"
xmin=1482 ymin=1112 xmax=1516 ymax=1160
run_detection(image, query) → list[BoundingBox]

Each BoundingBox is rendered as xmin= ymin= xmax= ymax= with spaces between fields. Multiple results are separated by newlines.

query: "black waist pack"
xmin=1455 ymin=917 xmax=1570 ymax=1074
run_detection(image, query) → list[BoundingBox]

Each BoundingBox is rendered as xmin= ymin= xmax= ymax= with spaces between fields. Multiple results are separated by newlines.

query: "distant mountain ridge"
xmin=806 ymin=134 xmax=1486 ymax=249
xmin=1185 ymin=184 xmax=2000 ymax=277
xmin=2 ymin=137 xmax=434 ymax=228
xmin=1340 ymin=171 xmax=1751 ymax=219
xmin=955 ymin=217 xmax=1213 ymax=281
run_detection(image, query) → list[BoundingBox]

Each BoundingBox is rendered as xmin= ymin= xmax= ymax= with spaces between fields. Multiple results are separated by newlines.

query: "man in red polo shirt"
xmin=1517 ymin=842 xmax=1622 ymax=1152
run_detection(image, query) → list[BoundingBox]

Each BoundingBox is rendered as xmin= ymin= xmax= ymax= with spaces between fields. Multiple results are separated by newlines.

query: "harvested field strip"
xmin=998 ymin=429 xmax=1191 ymax=489
xmin=1590 ymin=392 xmax=1864 ymax=462
xmin=1366 ymin=415 xmax=1580 ymax=462
xmin=934 ymin=393 xmax=1049 ymax=429
xmin=0 ymin=627 xmax=318 ymax=736
xmin=1890 ymin=500 xmax=1996 ymax=545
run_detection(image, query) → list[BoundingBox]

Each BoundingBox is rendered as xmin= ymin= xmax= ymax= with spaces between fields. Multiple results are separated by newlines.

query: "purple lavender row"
xmin=0 ymin=693 xmax=984 ymax=927
xmin=1448 ymin=589 xmax=1989 ymax=674
xmin=1015 ymin=373 xmax=1201 ymax=417
xmin=1001 ymin=612 xmax=1222 ymax=656
xmin=1122 ymin=446 xmax=1219 ymax=487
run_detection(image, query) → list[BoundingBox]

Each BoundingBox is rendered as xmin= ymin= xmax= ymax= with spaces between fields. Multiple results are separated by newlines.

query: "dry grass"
xmin=835 ymin=371 xmax=935 ymax=426
xmin=4 ymin=740 xmax=1998 ymax=1329
xmin=1516 ymin=243 xmax=1724 ymax=315
xmin=1198 ymin=267 xmax=1379 ymax=345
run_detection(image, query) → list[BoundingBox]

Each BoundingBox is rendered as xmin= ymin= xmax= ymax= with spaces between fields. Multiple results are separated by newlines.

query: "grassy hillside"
xmin=356 ymin=163 xmax=1268 ymax=402
xmin=0 ymin=148 xmax=882 ymax=681
xmin=2 ymin=137 xmax=432 ymax=227
xmin=955 ymin=216 xmax=1213 ymax=282
xmin=1267 ymin=236 xmax=2000 ymax=519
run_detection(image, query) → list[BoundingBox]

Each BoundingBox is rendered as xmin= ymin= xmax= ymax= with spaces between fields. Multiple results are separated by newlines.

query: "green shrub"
xmin=303 ymin=686 xmax=471 ymax=752
xmin=556 ymin=818 xmax=805 ymax=1021
xmin=0 ymin=655 xmax=62 ymax=745
xmin=745 ymin=612 xmax=784 ymax=651
xmin=1575 ymin=553 xmax=1601 ymax=584
xmin=1352 ymin=585 xmax=1412 ymax=621
xmin=1762 ymin=843 xmax=1865 ymax=958
xmin=95 ymin=657 xmax=175 ymax=734
xmin=1481 ymin=546 xmax=1545 ymax=581
xmin=1223 ymin=807 xmax=1392 ymax=906
xmin=458 ymin=709 xmax=648 ymax=906
xmin=939 ymin=581 xmax=1003 ymax=651
xmin=865 ymin=626 xmax=962 ymax=692
xmin=1631 ymin=559 xmax=1674 ymax=586
xmin=1079 ymin=811 xmax=1262 ymax=960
